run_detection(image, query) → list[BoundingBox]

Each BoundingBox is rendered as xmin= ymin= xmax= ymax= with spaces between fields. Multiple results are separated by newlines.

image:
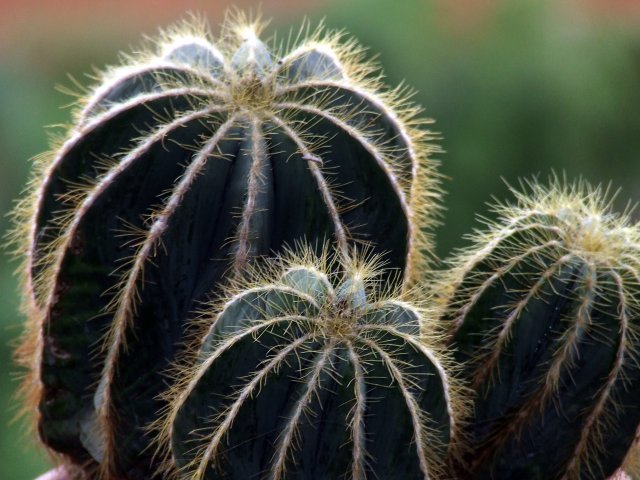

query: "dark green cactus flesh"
xmin=15 ymin=16 xmax=438 ymax=479
xmin=162 ymin=249 xmax=457 ymax=480
xmin=442 ymin=181 xmax=640 ymax=480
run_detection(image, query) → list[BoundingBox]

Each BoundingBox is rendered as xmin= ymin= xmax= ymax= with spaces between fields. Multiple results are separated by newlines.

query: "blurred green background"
xmin=1 ymin=0 xmax=639 ymax=477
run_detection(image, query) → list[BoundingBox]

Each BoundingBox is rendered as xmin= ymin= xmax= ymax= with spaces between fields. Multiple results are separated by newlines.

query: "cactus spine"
xmin=11 ymin=13 xmax=439 ymax=479
xmin=440 ymin=179 xmax=640 ymax=479
xmin=157 ymin=246 xmax=463 ymax=480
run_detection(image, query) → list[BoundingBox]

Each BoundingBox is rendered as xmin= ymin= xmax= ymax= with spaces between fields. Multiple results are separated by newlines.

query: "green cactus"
xmin=440 ymin=178 xmax=640 ymax=480
xmin=155 ymin=245 xmax=464 ymax=480
xmin=13 ymin=9 xmax=640 ymax=480
xmin=11 ymin=13 xmax=439 ymax=479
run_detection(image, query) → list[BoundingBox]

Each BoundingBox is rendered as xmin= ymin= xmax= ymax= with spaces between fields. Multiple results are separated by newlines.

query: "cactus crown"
xmin=154 ymin=244 xmax=466 ymax=480
xmin=495 ymin=178 xmax=637 ymax=260
xmin=440 ymin=177 xmax=640 ymax=316
xmin=447 ymin=178 xmax=639 ymax=279
xmin=440 ymin=177 xmax=640 ymax=479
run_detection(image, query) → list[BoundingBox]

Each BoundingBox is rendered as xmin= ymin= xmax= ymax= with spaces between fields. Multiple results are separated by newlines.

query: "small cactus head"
xmin=440 ymin=178 xmax=640 ymax=480
xmin=9 ymin=13 xmax=440 ymax=479
xmin=155 ymin=244 xmax=464 ymax=480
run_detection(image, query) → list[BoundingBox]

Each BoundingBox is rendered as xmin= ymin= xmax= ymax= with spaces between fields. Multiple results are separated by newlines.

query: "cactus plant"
xmin=155 ymin=245 xmax=464 ymax=480
xmin=10 ymin=13 xmax=440 ymax=479
xmin=11 ymin=9 xmax=640 ymax=480
xmin=440 ymin=178 xmax=640 ymax=480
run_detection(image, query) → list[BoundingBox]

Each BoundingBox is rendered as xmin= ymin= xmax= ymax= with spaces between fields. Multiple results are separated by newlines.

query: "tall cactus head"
xmin=440 ymin=178 xmax=640 ymax=479
xmin=10 ymin=13 xmax=440 ymax=479
xmin=155 ymin=244 xmax=464 ymax=480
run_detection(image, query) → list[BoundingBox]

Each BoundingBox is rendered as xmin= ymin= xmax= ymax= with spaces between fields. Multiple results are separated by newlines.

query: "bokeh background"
xmin=1 ymin=0 xmax=639 ymax=478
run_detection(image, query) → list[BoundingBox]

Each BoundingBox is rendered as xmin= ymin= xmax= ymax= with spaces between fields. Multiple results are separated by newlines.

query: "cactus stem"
xmin=29 ymin=88 xmax=222 ymax=307
xmin=269 ymin=341 xmax=336 ymax=480
xmin=194 ymin=332 xmax=314 ymax=479
xmin=263 ymin=117 xmax=318 ymax=161
xmin=472 ymin=255 xmax=571 ymax=389
xmin=450 ymin=239 xmax=562 ymax=332
xmin=545 ymin=265 xmax=594 ymax=387
xmin=17 ymin=102 xmax=231 ymax=451
xmin=275 ymin=101 xmax=415 ymax=280
xmin=361 ymin=324 xmax=458 ymax=437
xmin=95 ymin=114 xmax=239 ymax=477
xmin=152 ymin=315 xmax=315 ymax=469
xmin=442 ymin=178 xmax=640 ymax=478
xmin=357 ymin=335 xmax=435 ymax=479
xmin=267 ymin=115 xmax=349 ymax=256
xmin=150 ymin=244 xmax=462 ymax=479
xmin=472 ymin=262 xmax=594 ymax=456
xmin=159 ymin=35 xmax=225 ymax=70
xmin=275 ymin=100 xmax=411 ymax=199
xmin=39 ymin=102 xmax=229 ymax=311
xmin=458 ymin=243 xmax=638 ymax=478
xmin=101 ymin=111 xmax=236 ymax=339
xmin=562 ymin=270 xmax=629 ymax=479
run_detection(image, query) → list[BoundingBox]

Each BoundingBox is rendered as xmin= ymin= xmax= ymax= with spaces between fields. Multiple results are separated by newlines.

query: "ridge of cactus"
xmin=438 ymin=176 xmax=640 ymax=480
xmin=8 ymin=11 xmax=441 ymax=479
xmin=152 ymin=243 xmax=467 ymax=480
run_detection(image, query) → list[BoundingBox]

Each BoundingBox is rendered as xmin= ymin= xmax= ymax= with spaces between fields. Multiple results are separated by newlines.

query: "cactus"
xmin=12 ymin=9 xmax=640 ymax=480
xmin=155 ymin=245 xmax=464 ymax=480
xmin=440 ymin=179 xmax=640 ymax=479
xmin=11 ymin=13 xmax=440 ymax=479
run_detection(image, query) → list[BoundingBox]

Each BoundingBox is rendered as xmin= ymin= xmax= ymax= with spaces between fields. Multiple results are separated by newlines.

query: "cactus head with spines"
xmin=155 ymin=244 xmax=465 ymax=480
xmin=440 ymin=178 xmax=640 ymax=480
xmin=10 ymin=12 xmax=440 ymax=479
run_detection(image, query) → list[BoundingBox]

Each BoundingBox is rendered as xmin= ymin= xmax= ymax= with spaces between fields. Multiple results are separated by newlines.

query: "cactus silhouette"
xmin=440 ymin=179 xmax=640 ymax=480
xmin=10 ymin=13 xmax=439 ymax=479
xmin=156 ymin=245 xmax=464 ymax=480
